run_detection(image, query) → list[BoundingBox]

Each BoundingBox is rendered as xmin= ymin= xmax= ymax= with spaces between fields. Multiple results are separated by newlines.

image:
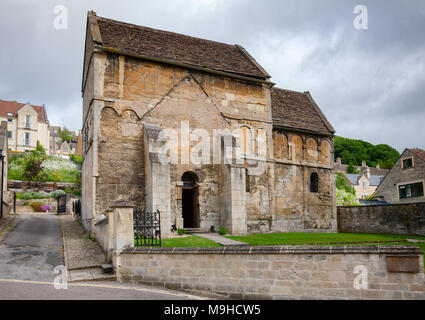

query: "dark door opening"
xmin=181 ymin=172 xmax=200 ymax=229
xmin=183 ymin=189 xmax=195 ymax=228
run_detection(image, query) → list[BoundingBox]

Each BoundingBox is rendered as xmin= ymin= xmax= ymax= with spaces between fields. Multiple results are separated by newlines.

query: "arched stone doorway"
xmin=181 ymin=172 xmax=200 ymax=229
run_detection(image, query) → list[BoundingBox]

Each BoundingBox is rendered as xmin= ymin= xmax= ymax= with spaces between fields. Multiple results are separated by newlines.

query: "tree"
xmin=334 ymin=136 xmax=400 ymax=169
xmin=58 ymin=127 xmax=73 ymax=143
xmin=23 ymin=141 xmax=47 ymax=183
xmin=346 ymin=163 xmax=357 ymax=174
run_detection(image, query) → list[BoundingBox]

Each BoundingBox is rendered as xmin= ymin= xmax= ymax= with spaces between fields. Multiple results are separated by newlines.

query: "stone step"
xmin=67 ymin=267 xmax=116 ymax=283
xmin=101 ymin=264 xmax=114 ymax=274
xmin=184 ymin=228 xmax=208 ymax=234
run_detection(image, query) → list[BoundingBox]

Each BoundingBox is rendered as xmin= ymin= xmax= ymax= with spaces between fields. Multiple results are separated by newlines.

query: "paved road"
xmin=0 ymin=214 xmax=63 ymax=282
xmin=0 ymin=214 xmax=200 ymax=300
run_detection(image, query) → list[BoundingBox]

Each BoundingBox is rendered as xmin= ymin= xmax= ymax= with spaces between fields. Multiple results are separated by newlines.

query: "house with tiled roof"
xmin=345 ymin=171 xmax=384 ymax=200
xmin=333 ymin=158 xmax=388 ymax=199
xmin=0 ymin=100 xmax=50 ymax=152
xmin=377 ymin=148 xmax=425 ymax=204
xmin=81 ymin=12 xmax=336 ymax=247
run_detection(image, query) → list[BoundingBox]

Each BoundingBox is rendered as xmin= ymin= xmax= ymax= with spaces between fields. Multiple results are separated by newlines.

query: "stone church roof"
xmin=271 ymin=88 xmax=335 ymax=135
xmin=0 ymin=99 xmax=49 ymax=123
xmin=88 ymin=12 xmax=271 ymax=81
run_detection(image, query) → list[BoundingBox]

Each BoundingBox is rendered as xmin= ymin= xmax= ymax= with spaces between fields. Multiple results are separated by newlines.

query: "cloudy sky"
xmin=0 ymin=0 xmax=424 ymax=152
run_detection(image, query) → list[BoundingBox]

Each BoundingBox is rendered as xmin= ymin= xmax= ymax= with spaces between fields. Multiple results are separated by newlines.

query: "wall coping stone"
xmin=121 ymin=245 xmax=423 ymax=255
xmin=111 ymin=201 xmax=136 ymax=208
xmin=339 ymin=202 xmax=425 ymax=209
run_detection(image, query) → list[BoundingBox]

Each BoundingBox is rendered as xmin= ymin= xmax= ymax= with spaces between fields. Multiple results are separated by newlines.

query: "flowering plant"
xmin=41 ymin=205 xmax=51 ymax=212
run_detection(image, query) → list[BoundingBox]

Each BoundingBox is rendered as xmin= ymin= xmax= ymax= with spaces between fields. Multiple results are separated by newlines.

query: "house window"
xmin=310 ymin=173 xmax=319 ymax=193
xmin=362 ymin=182 xmax=367 ymax=189
xmin=402 ymin=158 xmax=413 ymax=169
xmin=8 ymin=131 xmax=12 ymax=139
xmin=7 ymin=119 xmax=12 ymax=123
xmin=399 ymin=182 xmax=424 ymax=199
xmin=25 ymin=115 xmax=30 ymax=128
xmin=25 ymin=133 xmax=30 ymax=146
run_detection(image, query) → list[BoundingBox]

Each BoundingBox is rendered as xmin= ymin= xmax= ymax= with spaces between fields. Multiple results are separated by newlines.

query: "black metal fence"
xmin=134 ymin=210 xmax=161 ymax=247
xmin=72 ymin=200 xmax=81 ymax=217
xmin=57 ymin=195 xmax=67 ymax=214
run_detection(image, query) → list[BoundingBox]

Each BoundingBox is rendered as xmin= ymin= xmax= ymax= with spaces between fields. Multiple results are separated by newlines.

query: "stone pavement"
xmin=59 ymin=215 xmax=107 ymax=270
xmin=0 ymin=214 xmax=17 ymax=243
xmin=194 ymin=233 xmax=248 ymax=246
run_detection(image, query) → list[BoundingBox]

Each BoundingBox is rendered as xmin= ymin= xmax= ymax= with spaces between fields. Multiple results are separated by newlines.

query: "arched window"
xmin=310 ymin=173 xmax=319 ymax=193
xmin=240 ymin=126 xmax=253 ymax=156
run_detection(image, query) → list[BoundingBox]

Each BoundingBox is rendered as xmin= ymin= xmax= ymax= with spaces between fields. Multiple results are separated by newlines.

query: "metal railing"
xmin=134 ymin=210 xmax=161 ymax=247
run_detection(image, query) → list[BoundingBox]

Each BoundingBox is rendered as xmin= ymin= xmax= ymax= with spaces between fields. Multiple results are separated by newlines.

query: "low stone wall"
xmin=15 ymin=199 xmax=58 ymax=214
xmin=116 ymin=246 xmax=425 ymax=300
xmin=8 ymin=180 xmax=79 ymax=193
xmin=13 ymin=195 xmax=79 ymax=214
xmin=338 ymin=203 xmax=425 ymax=236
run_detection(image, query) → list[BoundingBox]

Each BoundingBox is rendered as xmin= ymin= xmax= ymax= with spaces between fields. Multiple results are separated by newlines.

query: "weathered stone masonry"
xmin=116 ymin=246 xmax=425 ymax=300
xmin=81 ymin=12 xmax=337 ymax=242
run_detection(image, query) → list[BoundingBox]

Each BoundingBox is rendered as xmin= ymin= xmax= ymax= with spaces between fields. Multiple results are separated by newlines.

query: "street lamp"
xmin=0 ymin=150 xmax=4 ymax=219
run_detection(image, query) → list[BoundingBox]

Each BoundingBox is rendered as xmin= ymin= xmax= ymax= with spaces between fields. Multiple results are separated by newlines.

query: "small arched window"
xmin=310 ymin=173 xmax=319 ymax=193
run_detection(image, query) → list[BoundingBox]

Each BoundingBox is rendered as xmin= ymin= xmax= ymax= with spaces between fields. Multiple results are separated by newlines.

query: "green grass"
xmin=7 ymin=156 xmax=81 ymax=183
xmin=136 ymin=235 xmax=222 ymax=248
xmin=226 ymin=232 xmax=425 ymax=246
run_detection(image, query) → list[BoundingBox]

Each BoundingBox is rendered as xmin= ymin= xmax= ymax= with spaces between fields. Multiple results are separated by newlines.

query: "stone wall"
xmin=377 ymin=149 xmax=425 ymax=204
xmin=338 ymin=203 xmax=425 ymax=236
xmin=116 ymin=246 xmax=425 ymax=300
xmin=8 ymin=180 xmax=79 ymax=193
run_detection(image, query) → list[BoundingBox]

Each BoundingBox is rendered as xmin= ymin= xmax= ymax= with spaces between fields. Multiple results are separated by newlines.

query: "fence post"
xmin=110 ymin=201 xmax=135 ymax=252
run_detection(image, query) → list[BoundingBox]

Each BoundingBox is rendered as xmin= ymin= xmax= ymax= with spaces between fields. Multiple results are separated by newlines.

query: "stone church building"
xmin=81 ymin=12 xmax=336 ymax=241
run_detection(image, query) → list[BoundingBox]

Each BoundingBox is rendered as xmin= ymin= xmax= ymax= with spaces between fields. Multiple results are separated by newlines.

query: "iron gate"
xmin=57 ymin=195 xmax=67 ymax=214
xmin=134 ymin=210 xmax=161 ymax=247
xmin=72 ymin=200 xmax=81 ymax=217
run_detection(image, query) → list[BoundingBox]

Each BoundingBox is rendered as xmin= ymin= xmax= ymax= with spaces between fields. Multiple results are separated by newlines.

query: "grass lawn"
xmin=136 ymin=235 xmax=222 ymax=248
xmin=226 ymin=232 xmax=425 ymax=246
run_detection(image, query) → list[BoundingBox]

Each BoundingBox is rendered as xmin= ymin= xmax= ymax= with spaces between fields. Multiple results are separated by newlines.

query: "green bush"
xmin=69 ymin=154 xmax=82 ymax=165
xmin=30 ymin=202 xmax=43 ymax=212
xmin=50 ymin=190 xmax=66 ymax=199
xmin=24 ymin=201 xmax=30 ymax=206
xmin=218 ymin=227 xmax=228 ymax=236
xmin=21 ymin=191 xmax=50 ymax=200
xmin=177 ymin=229 xmax=186 ymax=236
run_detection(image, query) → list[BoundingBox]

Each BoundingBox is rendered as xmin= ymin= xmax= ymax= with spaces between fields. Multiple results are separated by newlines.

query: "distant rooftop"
xmin=0 ymin=99 xmax=49 ymax=123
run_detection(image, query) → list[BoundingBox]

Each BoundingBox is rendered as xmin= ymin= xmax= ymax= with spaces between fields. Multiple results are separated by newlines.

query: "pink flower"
xmin=41 ymin=205 xmax=51 ymax=212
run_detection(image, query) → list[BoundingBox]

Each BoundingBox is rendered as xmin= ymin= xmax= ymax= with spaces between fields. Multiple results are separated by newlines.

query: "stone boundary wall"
xmin=13 ymin=195 xmax=79 ymax=214
xmin=8 ymin=180 xmax=79 ymax=193
xmin=338 ymin=203 xmax=425 ymax=236
xmin=116 ymin=246 xmax=425 ymax=300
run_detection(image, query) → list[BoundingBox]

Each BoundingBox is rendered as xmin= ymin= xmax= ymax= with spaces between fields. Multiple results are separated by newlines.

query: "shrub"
xmin=218 ymin=227 xmax=228 ymax=236
xmin=50 ymin=190 xmax=66 ymax=199
xmin=21 ymin=191 xmax=50 ymax=200
xmin=24 ymin=201 xmax=30 ymax=206
xmin=41 ymin=205 xmax=51 ymax=212
xmin=70 ymin=154 xmax=82 ymax=165
xmin=30 ymin=202 xmax=43 ymax=212
xmin=177 ymin=229 xmax=186 ymax=236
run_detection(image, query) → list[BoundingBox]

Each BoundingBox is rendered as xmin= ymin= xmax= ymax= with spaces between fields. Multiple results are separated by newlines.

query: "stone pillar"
xmin=144 ymin=123 xmax=172 ymax=238
xmin=110 ymin=201 xmax=135 ymax=251
xmin=220 ymin=164 xmax=247 ymax=235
